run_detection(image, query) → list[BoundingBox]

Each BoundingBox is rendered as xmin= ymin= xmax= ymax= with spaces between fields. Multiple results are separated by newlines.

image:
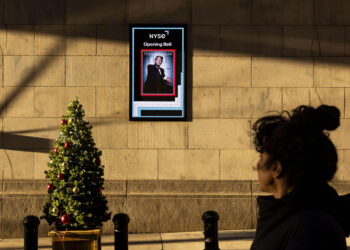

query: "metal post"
xmin=23 ymin=215 xmax=40 ymax=250
xmin=202 ymin=210 xmax=220 ymax=250
xmin=113 ymin=213 xmax=130 ymax=250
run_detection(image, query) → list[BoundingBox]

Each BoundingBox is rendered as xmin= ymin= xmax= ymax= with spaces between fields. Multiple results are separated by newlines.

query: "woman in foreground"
xmin=250 ymin=105 xmax=349 ymax=250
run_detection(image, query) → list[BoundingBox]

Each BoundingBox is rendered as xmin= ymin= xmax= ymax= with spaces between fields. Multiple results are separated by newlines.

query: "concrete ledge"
xmin=1 ymin=180 xmax=350 ymax=238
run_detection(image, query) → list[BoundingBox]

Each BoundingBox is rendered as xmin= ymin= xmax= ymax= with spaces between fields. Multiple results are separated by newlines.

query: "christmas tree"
xmin=42 ymin=98 xmax=111 ymax=230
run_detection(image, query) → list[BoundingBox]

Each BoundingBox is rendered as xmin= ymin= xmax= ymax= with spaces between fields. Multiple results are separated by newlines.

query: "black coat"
xmin=143 ymin=64 xmax=173 ymax=94
xmin=251 ymin=184 xmax=348 ymax=250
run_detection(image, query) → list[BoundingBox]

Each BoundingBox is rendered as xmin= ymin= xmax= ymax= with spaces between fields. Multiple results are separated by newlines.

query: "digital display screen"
xmin=129 ymin=24 xmax=186 ymax=121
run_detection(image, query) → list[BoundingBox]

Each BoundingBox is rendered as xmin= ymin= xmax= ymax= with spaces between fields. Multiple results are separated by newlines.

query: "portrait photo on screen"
xmin=141 ymin=50 xmax=176 ymax=96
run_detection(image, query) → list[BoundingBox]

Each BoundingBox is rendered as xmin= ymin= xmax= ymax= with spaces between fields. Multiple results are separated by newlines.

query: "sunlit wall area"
xmin=1 ymin=0 xmax=350 ymax=237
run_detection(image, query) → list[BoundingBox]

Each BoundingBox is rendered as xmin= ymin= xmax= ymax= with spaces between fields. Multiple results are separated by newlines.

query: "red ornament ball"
xmin=57 ymin=173 xmax=65 ymax=180
xmin=64 ymin=142 xmax=71 ymax=149
xmin=54 ymin=148 xmax=59 ymax=154
xmin=98 ymin=187 xmax=103 ymax=192
xmin=61 ymin=214 xmax=71 ymax=225
xmin=60 ymin=119 xmax=67 ymax=125
xmin=47 ymin=183 xmax=54 ymax=192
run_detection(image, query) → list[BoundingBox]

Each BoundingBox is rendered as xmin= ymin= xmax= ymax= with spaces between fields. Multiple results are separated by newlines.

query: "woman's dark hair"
xmin=253 ymin=105 xmax=340 ymax=188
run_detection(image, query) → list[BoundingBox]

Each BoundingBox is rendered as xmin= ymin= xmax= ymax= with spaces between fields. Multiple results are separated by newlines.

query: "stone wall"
xmin=1 ymin=0 xmax=350 ymax=237
xmin=2 ymin=179 xmax=350 ymax=238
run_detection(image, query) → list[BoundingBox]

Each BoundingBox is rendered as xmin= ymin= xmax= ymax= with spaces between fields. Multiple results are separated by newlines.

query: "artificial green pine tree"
xmin=42 ymin=98 xmax=111 ymax=230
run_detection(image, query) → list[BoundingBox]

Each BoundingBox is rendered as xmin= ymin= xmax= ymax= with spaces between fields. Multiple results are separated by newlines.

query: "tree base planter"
xmin=48 ymin=229 xmax=101 ymax=250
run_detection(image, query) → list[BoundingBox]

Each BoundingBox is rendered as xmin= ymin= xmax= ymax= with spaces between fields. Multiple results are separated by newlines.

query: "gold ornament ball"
xmin=73 ymin=187 xmax=79 ymax=193
xmin=61 ymin=162 xmax=68 ymax=168
xmin=52 ymin=207 xmax=59 ymax=215
xmin=69 ymin=118 xmax=75 ymax=123
xmin=50 ymin=160 xmax=54 ymax=164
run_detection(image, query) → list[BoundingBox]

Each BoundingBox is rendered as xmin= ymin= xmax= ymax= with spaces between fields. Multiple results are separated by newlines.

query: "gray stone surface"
xmin=252 ymin=0 xmax=313 ymax=25
xmin=127 ymin=198 xmax=162 ymax=233
xmin=2 ymin=180 xmax=350 ymax=238
xmin=251 ymin=181 xmax=261 ymax=196
xmin=127 ymin=180 xmax=252 ymax=197
xmin=4 ymin=0 xmax=64 ymax=24
xmin=66 ymin=0 xmax=126 ymax=24
xmin=127 ymin=0 xmax=191 ymax=24
xmin=0 ymin=126 xmax=3 ymax=148
xmin=0 ymin=1 xmax=2 ymax=25
xmin=102 ymin=197 xmax=127 ymax=234
xmin=158 ymin=198 xmax=252 ymax=232
xmin=314 ymin=0 xmax=350 ymax=25
xmin=0 ymin=198 xmax=3 ymax=239
xmin=2 ymin=179 xmax=46 ymax=195
xmin=1 ymin=196 xmax=49 ymax=238
xmin=192 ymin=0 xmax=251 ymax=25
xmin=221 ymin=27 xmax=282 ymax=57
xmin=103 ymin=181 xmax=127 ymax=196
xmin=251 ymin=197 xmax=258 ymax=229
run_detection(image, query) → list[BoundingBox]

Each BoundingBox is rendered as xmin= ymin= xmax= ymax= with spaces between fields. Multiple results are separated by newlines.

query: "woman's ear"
xmin=272 ymin=161 xmax=282 ymax=178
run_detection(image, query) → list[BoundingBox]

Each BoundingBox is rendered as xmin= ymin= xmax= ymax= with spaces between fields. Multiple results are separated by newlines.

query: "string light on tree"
xmin=73 ymin=187 xmax=79 ymax=194
xmin=52 ymin=207 xmax=59 ymax=215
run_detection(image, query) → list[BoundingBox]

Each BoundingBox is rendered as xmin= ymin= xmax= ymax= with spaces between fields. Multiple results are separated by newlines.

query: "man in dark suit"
xmin=143 ymin=55 xmax=173 ymax=94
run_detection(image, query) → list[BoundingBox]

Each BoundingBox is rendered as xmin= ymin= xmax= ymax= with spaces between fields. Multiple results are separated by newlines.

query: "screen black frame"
xmin=129 ymin=24 xmax=187 ymax=121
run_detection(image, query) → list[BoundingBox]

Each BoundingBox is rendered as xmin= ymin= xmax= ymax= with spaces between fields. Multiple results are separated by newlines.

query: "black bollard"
xmin=113 ymin=213 xmax=130 ymax=250
xmin=202 ymin=210 xmax=220 ymax=250
xmin=23 ymin=215 xmax=40 ymax=250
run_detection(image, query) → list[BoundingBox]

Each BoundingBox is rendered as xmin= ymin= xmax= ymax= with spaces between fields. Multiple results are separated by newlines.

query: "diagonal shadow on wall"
xmin=0 ymin=0 xmax=349 ymax=153
xmin=0 ymin=0 xmax=348 ymax=59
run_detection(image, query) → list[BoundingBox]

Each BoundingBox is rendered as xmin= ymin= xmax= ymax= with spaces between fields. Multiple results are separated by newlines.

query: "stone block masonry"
xmin=0 ymin=0 xmax=350 ymax=237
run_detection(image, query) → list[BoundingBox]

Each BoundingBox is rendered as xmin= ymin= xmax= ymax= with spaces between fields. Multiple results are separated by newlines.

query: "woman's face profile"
xmin=256 ymin=152 xmax=275 ymax=193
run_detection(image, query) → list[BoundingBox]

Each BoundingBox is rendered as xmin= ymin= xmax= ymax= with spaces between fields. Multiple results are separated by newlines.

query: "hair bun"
xmin=316 ymin=105 xmax=340 ymax=131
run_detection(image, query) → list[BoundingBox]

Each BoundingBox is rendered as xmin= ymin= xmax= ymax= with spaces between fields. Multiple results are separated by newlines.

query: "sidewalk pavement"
xmin=0 ymin=230 xmax=254 ymax=250
xmin=0 ymin=230 xmax=349 ymax=250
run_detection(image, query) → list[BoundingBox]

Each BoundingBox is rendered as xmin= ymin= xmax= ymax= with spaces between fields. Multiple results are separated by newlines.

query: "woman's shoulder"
xmin=289 ymin=210 xmax=345 ymax=242
xmin=281 ymin=209 xmax=347 ymax=250
xmin=289 ymin=209 xmax=341 ymax=230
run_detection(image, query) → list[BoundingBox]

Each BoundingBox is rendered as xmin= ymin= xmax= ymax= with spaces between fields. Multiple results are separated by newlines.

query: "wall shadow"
xmin=1 ymin=0 xmax=350 ymax=152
